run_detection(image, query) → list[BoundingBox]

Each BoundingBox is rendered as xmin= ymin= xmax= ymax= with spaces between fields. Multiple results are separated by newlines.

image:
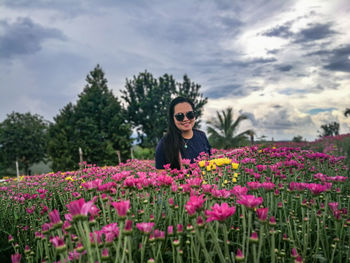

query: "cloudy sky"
xmin=1 ymin=0 xmax=350 ymax=141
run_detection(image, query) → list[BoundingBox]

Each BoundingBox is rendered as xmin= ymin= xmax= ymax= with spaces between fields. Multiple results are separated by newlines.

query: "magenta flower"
xmin=291 ymin=248 xmax=298 ymax=258
xmin=185 ymin=194 xmax=206 ymax=216
xmin=111 ymin=200 xmax=130 ymax=218
xmin=235 ymin=248 xmax=245 ymax=261
xmin=66 ymin=198 xmax=95 ymax=219
xmin=328 ymin=202 xmax=338 ymax=211
xmin=50 ymin=236 xmax=65 ymax=248
xmin=237 ymin=195 xmax=263 ymax=209
xmin=167 ymin=225 xmax=174 ymax=236
xmin=306 ymin=183 xmax=327 ymax=195
xmin=205 ymin=203 xmax=236 ymax=222
xmin=101 ymin=223 xmax=119 ymax=243
xmin=124 ymin=219 xmax=133 ymax=234
xmin=11 ymin=253 xmax=21 ymax=263
xmin=48 ymin=209 xmax=62 ymax=225
xmin=136 ymin=222 xmax=155 ymax=234
xmin=256 ymin=207 xmax=269 ymax=222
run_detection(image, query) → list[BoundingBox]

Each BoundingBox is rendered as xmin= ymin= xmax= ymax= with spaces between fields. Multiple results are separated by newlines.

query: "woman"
xmin=155 ymin=97 xmax=211 ymax=170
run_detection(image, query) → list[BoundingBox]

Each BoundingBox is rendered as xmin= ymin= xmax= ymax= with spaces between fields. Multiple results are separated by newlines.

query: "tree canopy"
xmin=0 ymin=112 xmax=48 ymax=173
xmin=207 ymin=107 xmax=253 ymax=149
xmin=48 ymin=65 xmax=132 ymax=171
xmin=319 ymin=121 xmax=340 ymax=137
xmin=121 ymin=71 xmax=207 ymax=148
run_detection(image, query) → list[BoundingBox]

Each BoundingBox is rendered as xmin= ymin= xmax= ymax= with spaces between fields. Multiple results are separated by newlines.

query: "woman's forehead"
xmin=174 ymin=102 xmax=192 ymax=113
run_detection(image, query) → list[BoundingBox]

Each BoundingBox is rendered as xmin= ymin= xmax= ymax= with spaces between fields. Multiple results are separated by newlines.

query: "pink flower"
xmin=291 ymin=248 xmax=298 ymax=258
xmin=306 ymin=183 xmax=327 ymax=195
xmin=50 ymin=236 xmax=65 ymax=249
xmin=237 ymin=195 xmax=263 ymax=209
xmin=66 ymin=198 xmax=95 ymax=219
xmin=328 ymin=202 xmax=338 ymax=211
xmin=11 ymin=253 xmax=21 ymax=263
xmin=48 ymin=209 xmax=62 ymax=225
xmin=205 ymin=203 xmax=236 ymax=222
xmin=235 ymin=248 xmax=244 ymax=261
xmin=111 ymin=200 xmax=130 ymax=218
xmin=136 ymin=222 xmax=155 ymax=234
xmin=256 ymin=207 xmax=269 ymax=222
xmin=230 ymin=185 xmax=248 ymax=197
xmin=185 ymin=194 xmax=206 ymax=216
xmin=167 ymin=225 xmax=174 ymax=235
xmin=101 ymin=223 xmax=119 ymax=243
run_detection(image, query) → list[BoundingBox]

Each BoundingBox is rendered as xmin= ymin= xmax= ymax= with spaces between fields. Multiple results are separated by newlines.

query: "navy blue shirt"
xmin=155 ymin=129 xmax=211 ymax=169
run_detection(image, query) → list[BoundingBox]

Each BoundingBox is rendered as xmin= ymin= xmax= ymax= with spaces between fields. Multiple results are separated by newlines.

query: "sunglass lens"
xmin=175 ymin=113 xmax=185 ymax=121
xmin=186 ymin=111 xmax=195 ymax=120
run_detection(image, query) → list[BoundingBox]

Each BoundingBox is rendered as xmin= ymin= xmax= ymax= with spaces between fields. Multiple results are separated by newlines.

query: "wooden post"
xmin=16 ymin=161 xmax=20 ymax=180
xmin=130 ymin=147 xmax=134 ymax=159
xmin=79 ymin=147 xmax=83 ymax=169
xmin=116 ymin=150 xmax=121 ymax=164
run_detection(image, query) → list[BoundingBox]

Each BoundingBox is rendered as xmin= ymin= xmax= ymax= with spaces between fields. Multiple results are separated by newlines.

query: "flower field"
xmin=1 ymin=146 xmax=349 ymax=263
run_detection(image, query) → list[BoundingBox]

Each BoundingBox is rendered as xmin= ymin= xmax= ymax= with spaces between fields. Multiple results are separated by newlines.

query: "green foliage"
xmin=121 ymin=71 xmax=207 ymax=147
xmin=345 ymin=108 xmax=350 ymax=117
xmin=132 ymin=146 xmax=155 ymax=160
xmin=319 ymin=122 xmax=339 ymax=137
xmin=292 ymin=135 xmax=304 ymax=142
xmin=207 ymin=107 xmax=253 ymax=149
xmin=48 ymin=65 xmax=132 ymax=171
xmin=0 ymin=112 xmax=48 ymax=174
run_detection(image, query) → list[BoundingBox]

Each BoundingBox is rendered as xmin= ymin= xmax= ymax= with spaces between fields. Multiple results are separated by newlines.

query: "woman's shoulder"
xmin=193 ymin=129 xmax=206 ymax=136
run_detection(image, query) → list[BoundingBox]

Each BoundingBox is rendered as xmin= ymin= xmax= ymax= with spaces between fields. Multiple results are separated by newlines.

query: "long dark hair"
xmin=163 ymin=97 xmax=195 ymax=169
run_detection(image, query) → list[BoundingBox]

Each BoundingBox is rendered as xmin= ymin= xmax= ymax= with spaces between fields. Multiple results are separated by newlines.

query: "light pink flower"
xmin=205 ymin=203 xmax=236 ymax=222
xmin=136 ymin=222 xmax=155 ymax=234
xmin=11 ymin=253 xmax=22 ymax=263
xmin=48 ymin=209 xmax=61 ymax=225
xmin=237 ymin=195 xmax=263 ymax=209
xmin=66 ymin=198 xmax=94 ymax=218
xmin=111 ymin=200 xmax=130 ymax=217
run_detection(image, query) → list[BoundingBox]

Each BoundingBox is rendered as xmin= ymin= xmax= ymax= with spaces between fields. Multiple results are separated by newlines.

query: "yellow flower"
xmin=198 ymin=161 xmax=206 ymax=167
xmin=65 ymin=176 xmax=74 ymax=182
xmin=231 ymin=163 xmax=239 ymax=169
xmin=224 ymin=179 xmax=228 ymax=184
xmin=203 ymin=180 xmax=207 ymax=185
xmin=234 ymin=173 xmax=238 ymax=178
xmin=206 ymin=165 xmax=211 ymax=172
xmin=259 ymin=150 xmax=262 ymax=153
xmin=212 ymin=164 xmax=217 ymax=170
xmin=232 ymin=178 xmax=237 ymax=183
xmin=202 ymin=171 xmax=206 ymax=175
xmin=186 ymin=174 xmax=190 ymax=177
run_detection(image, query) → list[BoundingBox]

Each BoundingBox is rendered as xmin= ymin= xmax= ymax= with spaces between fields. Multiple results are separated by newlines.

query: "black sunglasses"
xmin=174 ymin=111 xmax=195 ymax=122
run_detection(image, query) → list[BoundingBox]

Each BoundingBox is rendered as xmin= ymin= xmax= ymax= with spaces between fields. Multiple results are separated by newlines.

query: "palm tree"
xmin=207 ymin=107 xmax=254 ymax=149
xmin=345 ymin=108 xmax=350 ymax=117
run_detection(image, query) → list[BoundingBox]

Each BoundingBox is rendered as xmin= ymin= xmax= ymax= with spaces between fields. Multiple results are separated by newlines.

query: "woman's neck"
xmin=182 ymin=129 xmax=193 ymax=139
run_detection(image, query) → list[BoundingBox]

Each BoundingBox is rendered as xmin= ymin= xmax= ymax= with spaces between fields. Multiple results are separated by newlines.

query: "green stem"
xmin=208 ymin=223 xmax=226 ymax=263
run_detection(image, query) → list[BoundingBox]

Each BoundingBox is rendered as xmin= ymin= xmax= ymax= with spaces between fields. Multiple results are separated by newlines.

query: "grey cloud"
xmin=275 ymin=64 xmax=293 ymax=72
xmin=262 ymin=23 xmax=292 ymax=38
xmin=0 ymin=17 xmax=66 ymax=59
xmin=294 ymin=23 xmax=337 ymax=43
xmin=206 ymin=84 xmax=263 ymax=99
xmin=323 ymin=45 xmax=350 ymax=72
xmin=306 ymin=44 xmax=350 ymax=73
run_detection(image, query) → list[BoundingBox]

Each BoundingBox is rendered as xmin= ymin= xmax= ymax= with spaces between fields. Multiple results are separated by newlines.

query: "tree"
xmin=207 ymin=107 xmax=254 ymax=149
xmin=319 ymin=121 xmax=339 ymax=137
xmin=121 ymin=71 xmax=207 ymax=148
xmin=292 ymin=135 xmax=304 ymax=142
xmin=0 ymin=112 xmax=48 ymax=174
xmin=345 ymin=108 xmax=350 ymax=117
xmin=48 ymin=65 xmax=132 ymax=171
xmin=47 ymin=103 xmax=77 ymax=171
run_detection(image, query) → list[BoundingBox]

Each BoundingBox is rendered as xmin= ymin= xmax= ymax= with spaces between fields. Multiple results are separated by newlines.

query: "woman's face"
xmin=173 ymin=102 xmax=195 ymax=133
